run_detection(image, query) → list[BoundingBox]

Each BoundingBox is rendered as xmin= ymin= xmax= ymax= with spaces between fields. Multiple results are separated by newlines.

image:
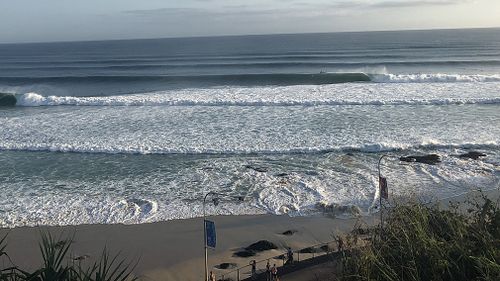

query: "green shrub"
xmin=0 ymin=232 xmax=137 ymax=281
xmin=341 ymin=193 xmax=500 ymax=281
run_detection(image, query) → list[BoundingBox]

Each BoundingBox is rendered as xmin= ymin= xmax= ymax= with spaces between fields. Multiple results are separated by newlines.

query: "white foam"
xmin=14 ymin=81 xmax=500 ymax=107
xmin=371 ymin=73 xmax=500 ymax=83
xmin=2 ymin=85 xmax=500 ymax=155
xmin=1 ymin=149 xmax=498 ymax=228
xmin=0 ymin=140 xmax=497 ymax=155
xmin=1 ymin=81 xmax=499 ymax=227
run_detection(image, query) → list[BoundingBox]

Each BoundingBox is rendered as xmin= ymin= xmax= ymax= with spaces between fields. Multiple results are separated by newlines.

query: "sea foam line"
xmin=14 ymin=93 xmax=500 ymax=107
xmin=0 ymin=141 xmax=497 ymax=155
xmin=371 ymin=73 xmax=500 ymax=83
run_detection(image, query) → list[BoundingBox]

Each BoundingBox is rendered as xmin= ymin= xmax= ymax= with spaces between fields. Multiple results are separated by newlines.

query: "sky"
xmin=0 ymin=0 xmax=499 ymax=43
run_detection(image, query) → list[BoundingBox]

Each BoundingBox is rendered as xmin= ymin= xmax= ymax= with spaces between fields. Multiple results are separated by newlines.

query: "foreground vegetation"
xmin=0 ymin=232 xmax=137 ymax=281
xmin=341 ymin=193 xmax=500 ymax=281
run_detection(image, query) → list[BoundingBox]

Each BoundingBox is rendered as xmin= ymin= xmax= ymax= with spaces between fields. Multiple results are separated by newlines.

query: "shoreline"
xmin=1 ymin=188 xmax=497 ymax=281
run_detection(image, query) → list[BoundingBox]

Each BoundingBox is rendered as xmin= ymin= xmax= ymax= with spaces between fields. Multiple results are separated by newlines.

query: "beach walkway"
xmin=239 ymin=251 xmax=343 ymax=281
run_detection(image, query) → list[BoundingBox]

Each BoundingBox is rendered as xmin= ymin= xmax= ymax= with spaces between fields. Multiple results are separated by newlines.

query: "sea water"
xmin=0 ymin=29 xmax=499 ymax=227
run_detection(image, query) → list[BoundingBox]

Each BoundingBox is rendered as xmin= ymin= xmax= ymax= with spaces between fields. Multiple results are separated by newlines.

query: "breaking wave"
xmin=0 ymin=72 xmax=371 ymax=86
xmin=371 ymin=73 xmax=500 ymax=83
xmin=14 ymin=92 xmax=500 ymax=107
xmin=0 ymin=140 xmax=497 ymax=155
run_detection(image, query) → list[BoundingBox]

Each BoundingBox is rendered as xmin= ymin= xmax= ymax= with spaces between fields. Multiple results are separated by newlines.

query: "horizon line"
xmin=1 ymin=26 xmax=499 ymax=46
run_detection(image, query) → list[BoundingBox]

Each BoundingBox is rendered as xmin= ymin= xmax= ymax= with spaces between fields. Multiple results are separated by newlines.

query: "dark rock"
xmin=275 ymin=173 xmax=289 ymax=177
xmin=233 ymin=240 xmax=278 ymax=258
xmin=215 ymin=263 xmax=237 ymax=270
xmin=273 ymin=254 xmax=286 ymax=260
xmin=282 ymin=230 xmax=297 ymax=236
xmin=298 ymin=247 xmax=322 ymax=253
xmin=459 ymin=151 xmax=486 ymax=160
xmin=233 ymin=250 xmax=255 ymax=258
xmin=245 ymin=165 xmax=268 ymax=173
xmin=245 ymin=240 xmax=278 ymax=252
xmin=320 ymin=245 xmax=331 ymax=252
xmin=0 ymin=93 xmax=17 ymax=106
xmin=400 ymin=154 xmax=441 ymax=165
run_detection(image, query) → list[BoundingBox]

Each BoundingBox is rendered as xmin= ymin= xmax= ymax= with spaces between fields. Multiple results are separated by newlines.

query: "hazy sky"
xmin=1 ymin=0 xmax=499 ymax=43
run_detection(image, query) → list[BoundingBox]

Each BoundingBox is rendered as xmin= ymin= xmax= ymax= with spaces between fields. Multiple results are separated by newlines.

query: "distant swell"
xmin=3 ymin=59 xmax=500 ymax=70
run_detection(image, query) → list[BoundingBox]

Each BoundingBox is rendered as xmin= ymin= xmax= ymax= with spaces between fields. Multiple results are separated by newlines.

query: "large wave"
xmin=2 ymin=73 xmax=500 ymax=90
xmin=13 ymin=79 xmax=500 ymax=107
xmin=14 ymin=92 xmax=500 ymax=107
xmin=0 ymin=73 xmax=371 ymax=86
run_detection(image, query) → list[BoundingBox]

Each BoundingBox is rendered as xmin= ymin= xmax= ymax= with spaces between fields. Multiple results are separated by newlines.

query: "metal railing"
xmin=219 ymin=239 xmax=340 ymax=281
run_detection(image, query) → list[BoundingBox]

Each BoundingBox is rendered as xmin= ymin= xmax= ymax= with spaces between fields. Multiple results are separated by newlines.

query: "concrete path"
xmin=241 ymin=251 xmax=343 ymax=281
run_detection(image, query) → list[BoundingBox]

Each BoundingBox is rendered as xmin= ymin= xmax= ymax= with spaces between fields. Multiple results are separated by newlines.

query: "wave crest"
xmin=371 ymin=73 xmax=500 ymax=83
xmin=15 ymin=91 xmax=500 ymax=107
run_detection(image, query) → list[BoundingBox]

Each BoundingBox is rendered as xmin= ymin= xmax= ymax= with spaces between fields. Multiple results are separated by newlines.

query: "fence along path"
xmin=220 ymin=239 xmax=342 ymax=281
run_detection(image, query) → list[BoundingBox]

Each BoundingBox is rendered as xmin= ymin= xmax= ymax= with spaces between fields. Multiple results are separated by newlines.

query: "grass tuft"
xmin=0 ymin=232 xmax=138 ymax=281
xmin=339 ymin=192 xmax=500 ymax=281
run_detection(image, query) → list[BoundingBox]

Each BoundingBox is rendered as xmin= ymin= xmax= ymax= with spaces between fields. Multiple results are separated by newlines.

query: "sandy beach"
xmin=0 ymin=213 xmax=376 ymax=281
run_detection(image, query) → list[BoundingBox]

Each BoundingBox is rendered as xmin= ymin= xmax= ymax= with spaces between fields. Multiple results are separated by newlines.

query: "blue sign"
xmin=205 ymin=220 xmax=216 ymax=248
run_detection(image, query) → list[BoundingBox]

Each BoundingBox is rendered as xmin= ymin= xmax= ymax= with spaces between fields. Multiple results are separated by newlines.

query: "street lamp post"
xmin=203 ymin=192 xmax=219 ymax=281
xmin=378 ymin=154 xmax=388 ymax=228
xmin=203 ymin=192 xmax=244 ymax=281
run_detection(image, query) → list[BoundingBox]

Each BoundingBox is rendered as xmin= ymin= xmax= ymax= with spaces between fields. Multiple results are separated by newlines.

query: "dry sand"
xmin=0 ymin=214 xmax=374 ymax=281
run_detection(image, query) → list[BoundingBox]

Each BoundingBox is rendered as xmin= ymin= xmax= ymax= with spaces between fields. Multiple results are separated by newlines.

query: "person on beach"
xmin=337 ymin=236 xmax=344 ymax=251
xmin=209 ymin=271 xmax=216 ymax=281
xmin=266 ymin=260 xmax=271 ymax=281
xmin=286 ymin=247 xmax=294 ymax=265
xmin=250 ymin=260 xmax=257 ymax=280
xmin=271 ymin=264 xmax=278 ymax=281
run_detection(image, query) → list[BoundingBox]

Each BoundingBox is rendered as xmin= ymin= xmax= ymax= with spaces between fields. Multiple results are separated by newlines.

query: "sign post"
xmin=204 ymin=219 xmax=216 ymax=281
xmin=202 ymin=192 xmax=243 ymax=281
xmin=205 ymin=220 xmax=216 ymax=248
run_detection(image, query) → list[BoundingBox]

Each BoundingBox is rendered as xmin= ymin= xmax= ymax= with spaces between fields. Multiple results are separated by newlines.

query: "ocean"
xmin=0 ymin=29 xmax=499 ymax=228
